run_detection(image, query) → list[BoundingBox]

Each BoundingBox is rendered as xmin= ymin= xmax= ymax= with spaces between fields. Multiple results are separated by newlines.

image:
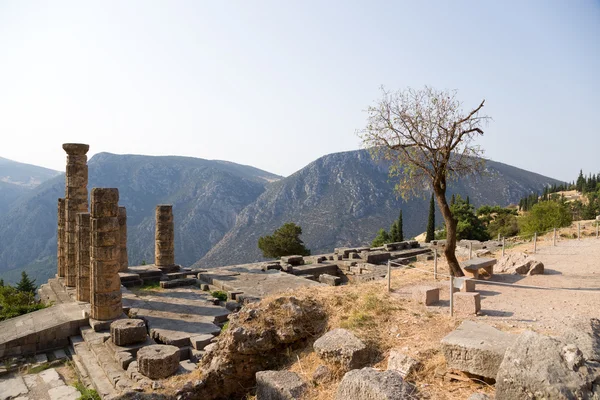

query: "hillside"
xmin=196 ymin=150 xmax=562 ymax=268
xmin=0 ymin=157 xmax=60 ymax=216
xmin=0 ymin=153 xmax=281 ymax=284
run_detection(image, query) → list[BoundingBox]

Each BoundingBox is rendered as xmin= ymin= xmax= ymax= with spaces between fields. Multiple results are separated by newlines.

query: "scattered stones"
xmin=313 ymin=328 xmax=368 ymax=370
xmin=255 ymin=370 xmax=307 ymax=400
xmin=110 ymin=319 xmax=147 ymax=346
xmin=137 ymin=344 xmax=180 ymax=379
xmin=335 ymin=368 xmax=415 ymax=400
xmin=387 ymin=349 xmax=421 ymax=378
xmin=496 ymin=330 xmax=597 ymax=399
xmin=496 ymin=252 xmax=544 ymax=275
xmin=411 ymin=286 xmax=439 ymax=306
xmin=440 ymin=321 xmax=516 ymax=380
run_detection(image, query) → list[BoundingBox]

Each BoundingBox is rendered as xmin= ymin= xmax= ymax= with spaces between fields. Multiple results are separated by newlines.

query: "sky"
xmin=0 ymin=1 xmax=598 ymax=182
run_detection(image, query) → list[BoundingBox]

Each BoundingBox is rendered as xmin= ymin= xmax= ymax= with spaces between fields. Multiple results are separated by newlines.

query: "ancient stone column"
xmin=118 ymin=207 xmax=129 ymax=272
xmin=57 ymin=198 xmax=66 ymax=278
xmin=63 ymin=143 xmax=89 ymax=287
xmin=90 ymin=188 xmax=122 ymax=321
xmin=155 ymin=205 xmax=175 ymax=268
xmin=76 ymin=212 xmax=91 ymax=303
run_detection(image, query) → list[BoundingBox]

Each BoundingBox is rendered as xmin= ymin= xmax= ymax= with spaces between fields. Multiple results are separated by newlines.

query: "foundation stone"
xmin=111 ymin=319 xmax=147 ymax=346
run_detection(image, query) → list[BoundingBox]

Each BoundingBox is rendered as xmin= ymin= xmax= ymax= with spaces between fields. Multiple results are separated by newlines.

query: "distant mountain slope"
xmin=0 ymin=153 xmax=281 ymax=284
xmin=196 ymin=150 xmax=562 ymax=268
xmin=0 ymin=157 xmax=60 ymax=187
xmin=0 ymin=157 xmax=60 ymax=217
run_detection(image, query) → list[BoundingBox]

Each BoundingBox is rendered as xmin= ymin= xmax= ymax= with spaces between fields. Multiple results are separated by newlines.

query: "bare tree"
xmin=359 ymin=86 xmax=490 ymax=277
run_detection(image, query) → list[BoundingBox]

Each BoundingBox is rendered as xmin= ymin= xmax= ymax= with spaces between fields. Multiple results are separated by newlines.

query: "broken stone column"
xmin=155 ymin=205 xmax=175 ymax=269
xmin=63 ymin=143 xmax=89 ymax=287
xmin=90 ymin=188 xmax=122 ymax=321
xmin=76 ymin=212 xmax=91 ymax=303
xmin=57 ymin=198 xmax=66 ymax=278
xmin=118 ymin=206 xmax=128 ymax=272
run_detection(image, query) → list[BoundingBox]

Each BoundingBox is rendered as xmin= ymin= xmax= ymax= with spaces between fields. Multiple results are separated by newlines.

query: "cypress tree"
xmin=425 ymin=193 xmax=435 ymax=243
xmin=450 ymin=194 xmax=456 ymax=206
xmin=389 ymin=221 xmax=399 ymax=242
xmin=398 ymin=210 xmax=404 ymax=242
xmin=466 ymin=195 xmax=470 ymax=205
xmin=16 ymin=271 xmax=36 ymax=294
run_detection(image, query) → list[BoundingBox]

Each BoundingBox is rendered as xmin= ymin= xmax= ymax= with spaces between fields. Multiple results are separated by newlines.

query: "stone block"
xmin=111 ymin=319 xmax=147 ymax=346
xmin=453 ymin=278 xmax=476 ymax=292
xmin=387 ymin=349 xmax=421 ymax=378
xmin=318 ymin=274 xmax=340 ymax=286
xmin=411 ymin=286 xmax=440 ymax=305
xmin=335 ymin=368 xmax=414 ymax=400
xmin=441 ymin=320 xmax=516 ymax=379
xmin=256 ymin=370 xmax=307 ymax=400
xmin=364 ymin=251 xmax=391 ymax=264
xmin=190 ymin=334 xmax=214 ymax=350
xmin=416 ymin=253 xmax=434 ymax=261
xmin=453 ymin=292 xmax=481 ymax=315
xmin=314 ymin=328 xmax=368 ymax=370
xmin=280 ymin=255 xmax=305 ymax=266
xmin=137 ymin=344 xmax=180 ymax=380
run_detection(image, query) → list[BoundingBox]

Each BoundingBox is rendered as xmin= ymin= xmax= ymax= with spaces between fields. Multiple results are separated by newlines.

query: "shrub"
xmin=519 ymin=200 xmax=572 ymax=237
xmin=211 ymin=291 xmax=228 ymax=302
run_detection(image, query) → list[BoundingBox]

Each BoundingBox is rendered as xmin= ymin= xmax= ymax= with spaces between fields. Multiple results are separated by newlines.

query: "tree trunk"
xmin=433 ymin=185 xmax=465 ymax=277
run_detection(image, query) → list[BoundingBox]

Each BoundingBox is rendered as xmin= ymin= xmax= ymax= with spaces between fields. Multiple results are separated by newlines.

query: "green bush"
xmin=211 ymin=291 xmax=228 ymax=302
xmin=0 ymin=285 xmax=47 ymax=321
xmin=518 ymin=200 xmax=572 ymax=237
xmin=258 ymin=222 xmax=310 ymax=258
xmin=74 ymin=381 xmax=101 ymax=400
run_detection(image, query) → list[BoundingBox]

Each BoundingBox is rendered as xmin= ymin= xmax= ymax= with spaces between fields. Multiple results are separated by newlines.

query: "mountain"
xmin=0 ymin=153 xmax=281 ymax=284
xmin=196 ymin=150 xmax=562 ymax=268
xmin=0 ymin=157 xmax=61 ymax=217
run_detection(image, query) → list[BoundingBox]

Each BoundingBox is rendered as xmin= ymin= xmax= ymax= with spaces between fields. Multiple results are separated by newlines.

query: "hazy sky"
xmin=0 ymin=1 xmax=598 ymax=181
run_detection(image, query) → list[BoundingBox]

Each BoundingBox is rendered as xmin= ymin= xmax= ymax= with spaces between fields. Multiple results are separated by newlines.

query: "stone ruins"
xmin=0 ymin=143 xmax=441 ymax=398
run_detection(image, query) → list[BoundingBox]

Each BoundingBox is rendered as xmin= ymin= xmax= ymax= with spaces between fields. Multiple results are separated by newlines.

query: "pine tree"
xmin=258 ymin=222 xmax=310 ymax=258
xmin=450 ymin=194 xmax=456 ymax=206
xmin=425 ymin=193 xmax=435 ymax=243
xmin=16 ymin=272 xmax=36 ymax=294
xmin=0 ymin=278 xmax=4 ymax=287
xmin=466 ymin=195 xmax=470 ymax=205
xmin=371 ymin=229 xmax=390 ymax=247
xmin=576 ymin=169 xmax=585 ymax=192
xmin=397 ymin=210 xmax=404 ymax=242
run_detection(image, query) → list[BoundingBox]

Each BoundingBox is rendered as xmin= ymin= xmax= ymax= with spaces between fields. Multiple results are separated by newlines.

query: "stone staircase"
xmin=39 ymin=277 xmax=76 ymax=304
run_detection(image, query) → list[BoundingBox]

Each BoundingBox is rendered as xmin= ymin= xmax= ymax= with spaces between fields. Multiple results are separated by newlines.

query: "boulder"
xmin=335 ymin=368 xmax=416 ymax=400
xmin=440 ymin=321 xmax=516 ymax=379
xmin=497 ymin=252 xmax=544 ymax=275
xmin=313 ymin=328 xmax=368 ymax=370
xmin=387 ymin=350 xmax=421 ymax=378
xmin=255 ymin=370 xmax=307 ymax=400
xmin=496 ymin=330 xmax=598 ymax=399
xmin=562 ymin=318 xmax=600 ymax=362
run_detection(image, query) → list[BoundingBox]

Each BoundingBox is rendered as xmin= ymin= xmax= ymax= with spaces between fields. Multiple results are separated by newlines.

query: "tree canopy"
xmin=258 ymin=222 xmax=310 ymax=259
xmin=359 ymin=86 xmax=490 ymax=276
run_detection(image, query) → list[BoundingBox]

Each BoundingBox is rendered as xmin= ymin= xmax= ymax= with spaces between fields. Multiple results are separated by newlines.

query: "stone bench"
xmin=461 ymin=257 xmax=496 ymax=279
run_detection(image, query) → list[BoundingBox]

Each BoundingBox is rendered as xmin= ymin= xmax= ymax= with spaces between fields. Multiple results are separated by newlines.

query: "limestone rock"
xmin=313 ymin=328 xmax=368 ymax=370
xmin=497 ymin=252 xmax=544 ymax=275
xmin=110 ymin=318 xmax=147 ymax=346
xmin=468 ymin=394 xmax=490 ymax=400
xmin=387 ymin=349 xmax=421 ymax=378
xmin=137 ymin=344 xmax=180 ymax=379
xmin=496 ymin=330 xmax=597 ymax=399
xmin=335 ymin=368 xmax=416 ymax=400
xmin=562 ymin=318 xmax=600 ymax=361
xmin=440 ymin=320 xmax=516 ymax=379
xmin=0 ymin=376 xmax=28 ymax=400
xmin=255 ymin=370 xmax=307 ymax=400
xmin=312 ymin=365 xmax=331 ymax=383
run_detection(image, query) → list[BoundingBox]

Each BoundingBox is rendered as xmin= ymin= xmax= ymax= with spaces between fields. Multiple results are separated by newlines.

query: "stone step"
xmin=49 ymin=278 xmax=74 ymax=303
xmin=159 ymin=278 xmax=198 ymax=289
xmin=70 ymin=334 xmax=119 ymax=400
xmin=165 ymin=272 xmax=189 ymax=280
xmin=80 ymin=326 xmax=140 ymax=393
xmin=38 ymin=283 xmax=59 ymax=304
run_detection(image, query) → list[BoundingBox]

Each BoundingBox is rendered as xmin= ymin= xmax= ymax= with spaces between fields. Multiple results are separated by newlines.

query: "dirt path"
xmin=474 ymin=237 xmax=600 ymax=334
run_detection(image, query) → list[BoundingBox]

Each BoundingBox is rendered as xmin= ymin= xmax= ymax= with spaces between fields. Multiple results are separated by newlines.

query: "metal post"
xmin=533 ymin=232 xmax=537 ymax=254
xmin=578 ymin=222 xmax=581 ymax=240
xmin=449 ymin=275 xmax=454 ymax=317
xmin=596 ymin=221 xmax=598 ymax=239
xmin=387 ymin=260 xmax=391 ymax=293
xmin=553 ymin=228 xmax=557 ymax=246
xmin=502 ymin=237 xmax=505 ymax=257
xmin=469 ymin=242 xmax=472 ymax=260
xmin=497 ymin=233 xmax=501 ymax=241
xmin=434 ymin=250 xmax=438 ymax=280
